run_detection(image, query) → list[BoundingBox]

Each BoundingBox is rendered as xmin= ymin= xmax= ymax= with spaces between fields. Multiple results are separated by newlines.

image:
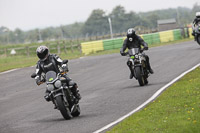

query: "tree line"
xmin=0 ymin=3 xmax=199 ymax=45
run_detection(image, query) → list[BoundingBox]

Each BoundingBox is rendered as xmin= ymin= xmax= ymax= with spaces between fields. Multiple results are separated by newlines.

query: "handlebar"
xmin=140 ymin=48 xmax=144 ymax=53
xmin=121 ymin=48 xmax=144 ymax=57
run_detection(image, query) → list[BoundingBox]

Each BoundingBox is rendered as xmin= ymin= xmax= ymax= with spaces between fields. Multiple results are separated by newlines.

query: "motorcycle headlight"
xmin=135 ymin=54 xmax=139 ymax=59
xmin=47 ymin=84 xmax=54 ymax=91
xmin=54 ymin=80 xmax=62 ymax=88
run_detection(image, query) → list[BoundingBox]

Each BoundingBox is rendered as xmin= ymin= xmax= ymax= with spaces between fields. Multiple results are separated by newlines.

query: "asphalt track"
xmin=0 ymin=41 xmax=200 ymax=133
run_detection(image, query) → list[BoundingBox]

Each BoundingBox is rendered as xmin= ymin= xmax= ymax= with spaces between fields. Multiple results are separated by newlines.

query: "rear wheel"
xmin=135 ymin=67 xmax=145 ymax=86
xmin=56 ymin=96 xmax=72 ymax=120
xmin=197 ymin=35 xmax=200 ymax=45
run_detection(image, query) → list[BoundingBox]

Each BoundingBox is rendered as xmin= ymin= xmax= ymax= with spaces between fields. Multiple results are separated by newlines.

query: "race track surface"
xmin=0 ymin=41 xmax=200 ymax=133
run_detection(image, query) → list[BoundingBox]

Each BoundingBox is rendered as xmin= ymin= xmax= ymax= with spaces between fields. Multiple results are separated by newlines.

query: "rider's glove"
xmin=121 ymin=52 xmax=126 ymax=56
xmin=144 ymin=46 xmax=148 ymax=50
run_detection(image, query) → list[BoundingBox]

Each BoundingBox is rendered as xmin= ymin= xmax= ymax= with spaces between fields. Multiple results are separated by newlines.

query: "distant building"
xmin=157 ymin=18 xmax=178 ymax=31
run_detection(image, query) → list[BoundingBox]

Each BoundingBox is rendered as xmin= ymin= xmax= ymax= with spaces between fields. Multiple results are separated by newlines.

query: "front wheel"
xmin=135 ymin=67 xmax=145 ymax=86
xmin=56 ymin=96 xmax=72 ymax=120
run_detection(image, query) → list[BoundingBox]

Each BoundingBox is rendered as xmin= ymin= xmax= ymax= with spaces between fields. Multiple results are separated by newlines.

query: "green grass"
xmin=107 ymin=67 xmax=200 ymax=133
xmin=0 ymin=56 xmax=38 ymax=71
xmin=0 ymin=50 xmax=83 ymax=72
xmin=0 ymin=38 xmax=193 ymax=72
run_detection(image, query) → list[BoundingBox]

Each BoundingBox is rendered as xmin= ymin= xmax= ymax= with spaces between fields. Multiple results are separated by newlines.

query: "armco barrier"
xmin=159 ymin=30 xmax=174 ymax=43
xmin=140 ymin=35 xmax=144 ymax=39
xmin=152 ymin=33 xmax=161 ymax=44
xmin=140 ymin=33 xmax=160 ymax=45
xmin=184 ymin=28 xmax=189 ymax=38
xmin=143 ymin=34 xmax=153 ymax=45
xmin=81 ymin=29 xmax=186 ymax=55
xmin=103 ymin=39 xmax=114 ymax=50
xmin=81 ymin=40 xmax=103 ymax=55
xmin=113 ymin=38 xmax=123 ymax=49
xmin=173 ymin=29 xmax=182 ymax=40
xmin=188 ymin=28 xmax=194 ymax=39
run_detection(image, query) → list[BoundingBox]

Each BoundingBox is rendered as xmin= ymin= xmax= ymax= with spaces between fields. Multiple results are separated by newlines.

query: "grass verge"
xmin=0 ymin=50 xmax=83 ymax=72
xmin=0 ymin=38 xmax=193 ymax=72
xmin=107 ymin=66 xmax=200 ymax=133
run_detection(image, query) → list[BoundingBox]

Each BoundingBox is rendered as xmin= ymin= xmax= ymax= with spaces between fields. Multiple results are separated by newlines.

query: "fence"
xmin=81 ymin=28 xmax=193 ymax=55
xmin=0 ymin=41 xmax=81 ymax=57
xmin=0 ymin=28 xmax=193 ymax=57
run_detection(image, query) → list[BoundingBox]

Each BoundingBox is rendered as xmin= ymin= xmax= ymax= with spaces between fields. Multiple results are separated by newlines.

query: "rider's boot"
xmin=127 ymin=61 xmax=134 ymax=79
xmin=129 ymin=68 xmax=135 ymax=79
xmin=192 ymin=31 xmax=195 ymax=36
xmin=145 ymin=55 xmax=154 ymax=74
xmin=129 ymin=73 xmax=134 ymax=79
xmin=72 ymin=84 xmax=81 ymax=101
xmin=149 ymin=68 xmax=154 ymax=74
xmin=51 ymin=99 xmax=58 ymax=109
xmin=44 ymin=92 xmax=57 ymax=109
xmin=147 ymin=62 xmax=154 ymax=74
xmin=195 ymin=35 xmax=197 ymax=41
xmin=192 ymin=31 xmax=197 ymax=41
xmin=44 ymin=92 xmax=50 ymax=102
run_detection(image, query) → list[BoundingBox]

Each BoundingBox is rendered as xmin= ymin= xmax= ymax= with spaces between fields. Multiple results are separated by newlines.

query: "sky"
xmin=0 ymin=0 xmax=199 ymax=31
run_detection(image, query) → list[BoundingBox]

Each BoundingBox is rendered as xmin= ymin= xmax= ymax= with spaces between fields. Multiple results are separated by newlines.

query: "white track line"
xmin=0 ymin=68 xmax=20 ymax=75
xmin=94 ymin=63 xmax=200 ymax=133
xmin=0 ymin=66 xmax=36 ymax=75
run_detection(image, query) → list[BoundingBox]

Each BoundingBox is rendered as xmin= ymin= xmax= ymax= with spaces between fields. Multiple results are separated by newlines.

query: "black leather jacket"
xmin=35 ymin=54 xmax=63 ymax=78
xmin=193 ymin=17 xmax=200 ymax=25
xmin=120 ymin=35 xmax=148 ymax=53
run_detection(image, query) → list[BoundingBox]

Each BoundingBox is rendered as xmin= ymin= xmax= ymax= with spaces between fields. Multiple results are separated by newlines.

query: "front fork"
xmin=50 ymin=88 xmax=70 ymax=109
xmin=127 ymin=59 xmax=145 ymax=79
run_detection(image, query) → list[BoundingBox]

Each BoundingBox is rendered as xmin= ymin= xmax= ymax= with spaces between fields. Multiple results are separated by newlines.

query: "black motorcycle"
xmin=194 ymin=24 xmax=200 ymax=45
xmin=125 ymin=48 xmax=149 ymax=86
xmin=31 ymin=60 xmax=80 ymax=120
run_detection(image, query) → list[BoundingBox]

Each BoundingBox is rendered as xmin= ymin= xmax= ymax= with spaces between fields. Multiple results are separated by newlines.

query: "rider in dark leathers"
xmin=34 ymin=46 xmax=81 ymax=103
xmin=120 ymin=28 xmax=154 ymax=79
xmin=192 ymin=12 xmax=200 ymax=40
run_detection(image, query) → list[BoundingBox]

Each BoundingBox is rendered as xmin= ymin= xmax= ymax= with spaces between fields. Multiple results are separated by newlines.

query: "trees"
xmin=0 ymin=4 xmax=199 ymax=45
xmin=192 ymin=3 xmax=200 ymax=14
xmin=82 ymin=9 xmax=109 ymax=36
xmin=109 ymin=5 xmax=127 ymax=33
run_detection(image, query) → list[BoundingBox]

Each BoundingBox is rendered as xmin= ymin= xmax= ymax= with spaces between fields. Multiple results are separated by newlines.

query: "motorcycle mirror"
xmin=63 ymin=60 xmax=68 ymax=64
xmin=31 ymin=73 xmax=37 ymax=78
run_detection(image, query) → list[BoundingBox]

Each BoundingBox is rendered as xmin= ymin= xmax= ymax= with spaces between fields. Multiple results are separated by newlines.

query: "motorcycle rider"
xmin=34 ymin=46 xmax=81 ymax=103
xmin=120 ymin=28 xmax=154 ymax=79
xmin=192 ymin=12 xmax=200 ymax=40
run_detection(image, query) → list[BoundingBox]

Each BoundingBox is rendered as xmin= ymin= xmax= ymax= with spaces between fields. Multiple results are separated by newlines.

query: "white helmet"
xmin=196 ymin=12 xmax=200 ymax=18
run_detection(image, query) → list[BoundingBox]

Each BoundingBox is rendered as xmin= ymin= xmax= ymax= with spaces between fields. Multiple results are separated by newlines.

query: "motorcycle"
xmin=31 ymin=60 xmax=80 ymax=120
xmin=125 ymin=48 xmax=149 ymax=86
xmin=194 ymin=24 xmax=200 ymax=45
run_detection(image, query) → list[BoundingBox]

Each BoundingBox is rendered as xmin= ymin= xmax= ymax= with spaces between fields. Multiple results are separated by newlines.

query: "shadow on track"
xmin=120 ymin=81 xmax=169 ymax=90
xmin=35 ymin=113 xmax=99 ymax=123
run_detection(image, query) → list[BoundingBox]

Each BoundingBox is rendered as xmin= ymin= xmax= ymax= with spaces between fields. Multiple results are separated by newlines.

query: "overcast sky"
xmin=0 ymin=0 xmax=199 ymax=31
